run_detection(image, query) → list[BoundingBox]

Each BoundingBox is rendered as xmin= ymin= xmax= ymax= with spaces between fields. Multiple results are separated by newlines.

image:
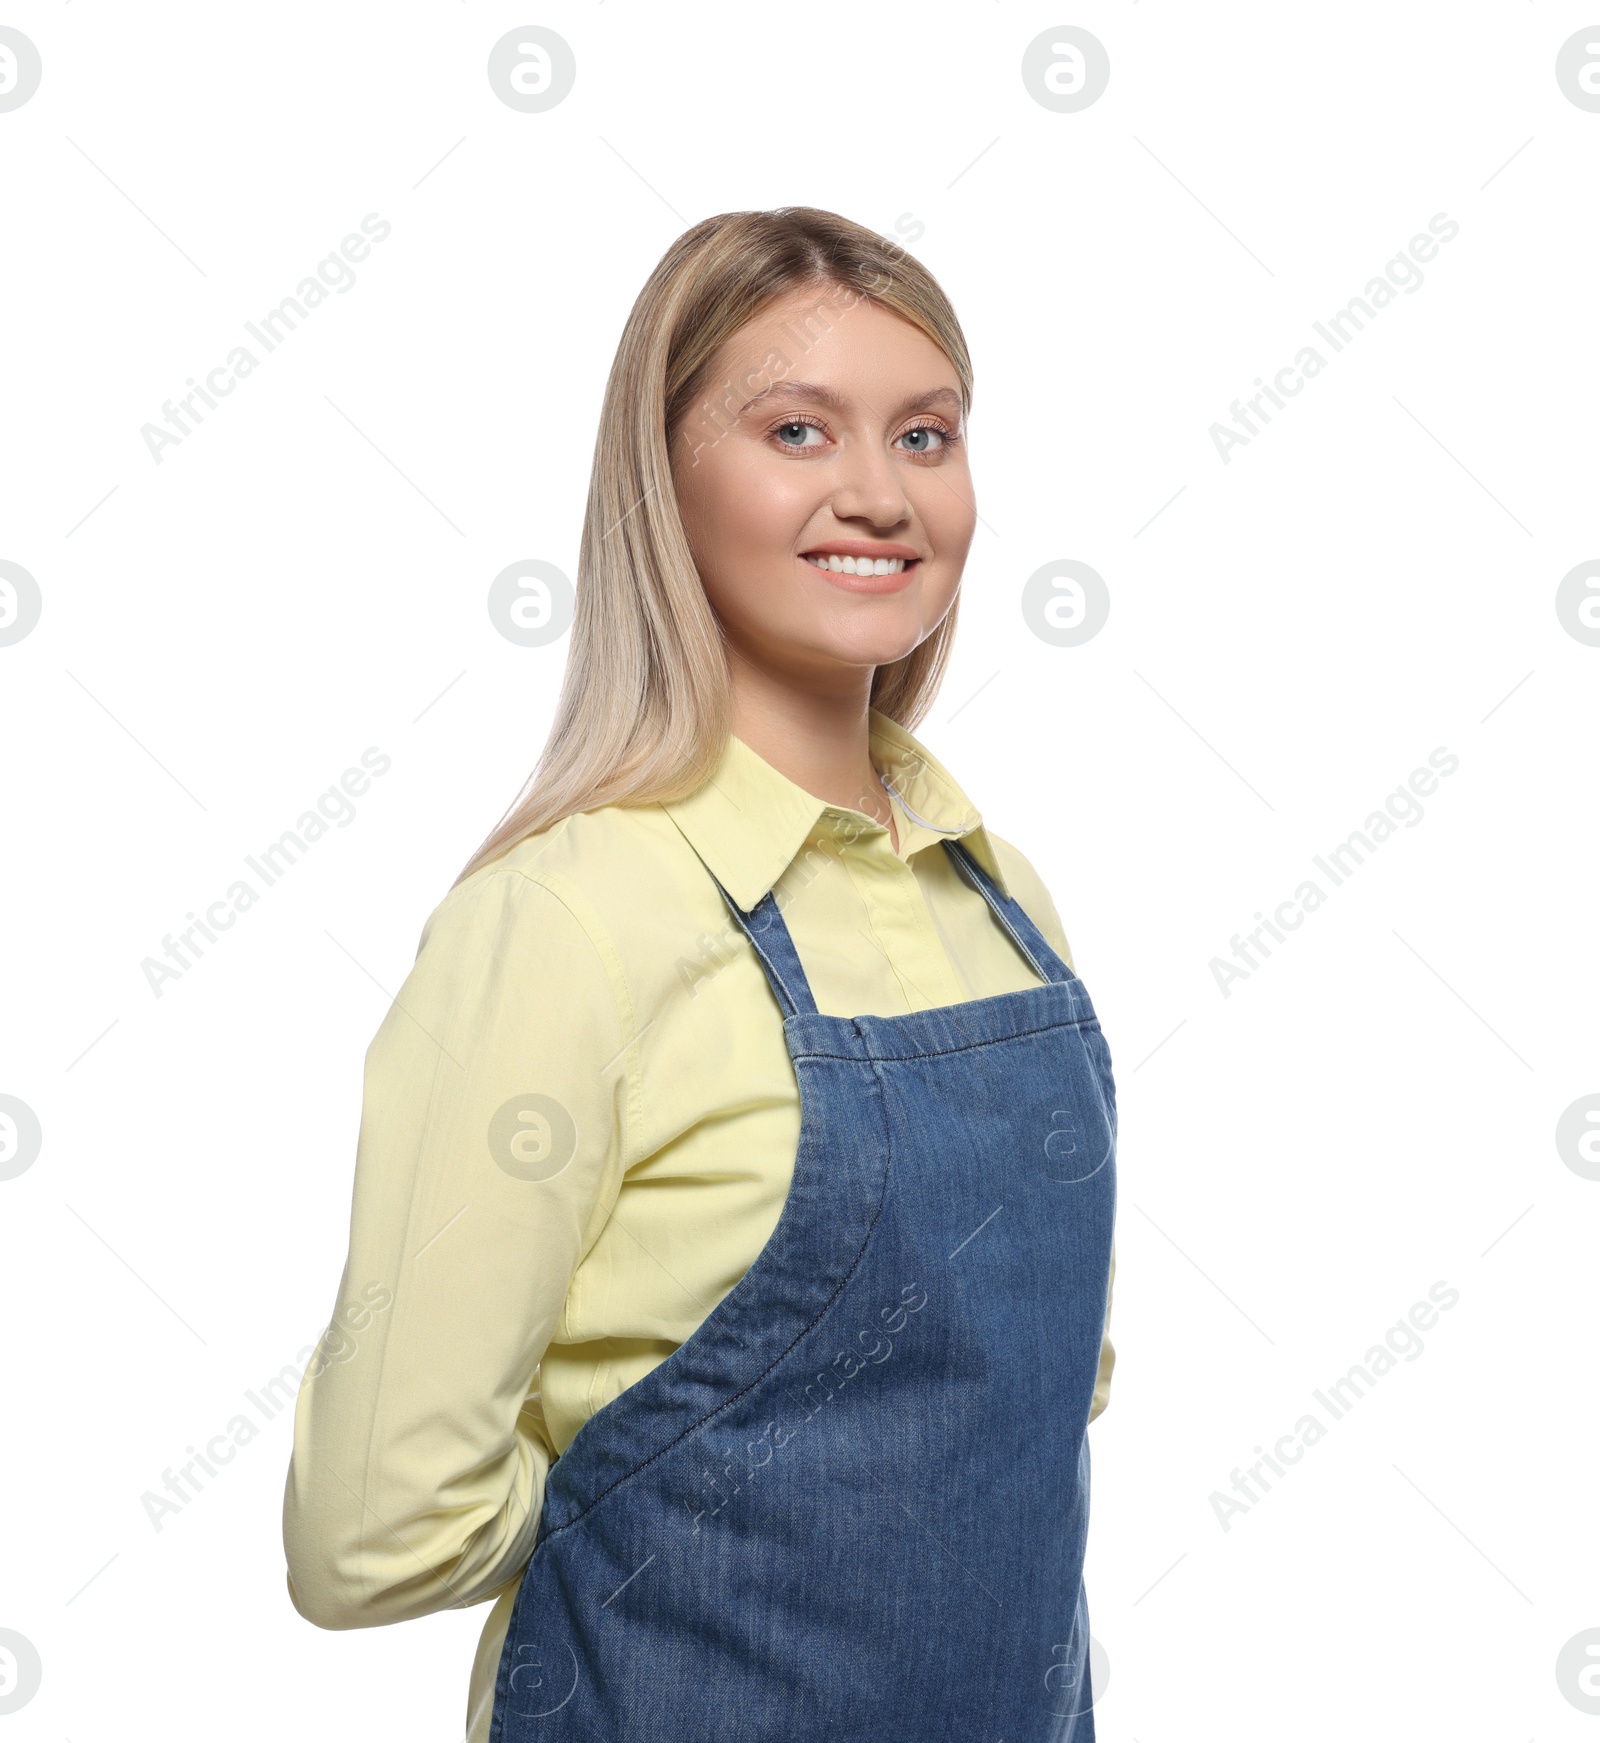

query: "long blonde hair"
xmin=453 ymin=206 xmax=975 ymax=888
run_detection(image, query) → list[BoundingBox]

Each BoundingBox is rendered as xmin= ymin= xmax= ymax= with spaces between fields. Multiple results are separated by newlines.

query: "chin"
xmin=817 ymin=592 xmax=946 ymax=655
xmin=824 ymin=631 xmax=932 ymax=669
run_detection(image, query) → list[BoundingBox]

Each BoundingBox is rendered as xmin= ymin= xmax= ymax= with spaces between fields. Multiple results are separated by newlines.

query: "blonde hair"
xmin=453 ymin=206 xmax=975 ymax=888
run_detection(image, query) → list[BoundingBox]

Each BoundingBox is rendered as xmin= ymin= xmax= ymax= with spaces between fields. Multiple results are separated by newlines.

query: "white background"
xmin=2 ymin=3 xmax=1596 ymax=1738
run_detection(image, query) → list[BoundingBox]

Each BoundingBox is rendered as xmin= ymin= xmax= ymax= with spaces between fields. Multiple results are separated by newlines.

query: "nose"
xmin=828 ymin=427 xmax=913 ymax=531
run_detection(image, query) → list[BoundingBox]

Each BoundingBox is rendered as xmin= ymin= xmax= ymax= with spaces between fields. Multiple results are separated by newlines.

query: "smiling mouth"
xmin=802 ymin=553 xmax=918 ymax=577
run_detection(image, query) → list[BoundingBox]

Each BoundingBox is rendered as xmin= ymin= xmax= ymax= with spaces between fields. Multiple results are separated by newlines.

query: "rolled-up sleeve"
xmin=283 ymin=865 xmax=630 ymax=1630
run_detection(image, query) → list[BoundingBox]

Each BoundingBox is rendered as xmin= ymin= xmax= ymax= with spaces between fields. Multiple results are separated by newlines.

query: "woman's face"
xmin=670 ymin=283 xmax=976 ymax=695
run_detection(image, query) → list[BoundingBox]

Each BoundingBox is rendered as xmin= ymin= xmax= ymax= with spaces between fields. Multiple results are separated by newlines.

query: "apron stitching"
xmin=792 ymin=1014 xmax=1103 ymax=1065
xmin=532 ymin=1034 xmax=898 ymax=1548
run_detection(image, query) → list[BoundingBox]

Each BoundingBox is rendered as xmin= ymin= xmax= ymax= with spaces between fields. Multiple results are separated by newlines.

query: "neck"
xmin=725 ymin=651 xmax=894 ymax=830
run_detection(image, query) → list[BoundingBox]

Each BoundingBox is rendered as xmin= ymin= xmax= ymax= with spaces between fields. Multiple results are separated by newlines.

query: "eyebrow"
xmin=734 ymin=380 xmax=963 ymax=421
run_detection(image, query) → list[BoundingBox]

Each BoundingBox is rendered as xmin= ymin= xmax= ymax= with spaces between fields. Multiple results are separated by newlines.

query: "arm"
xmin=282 ymin=865 xmax=629 ymax=1628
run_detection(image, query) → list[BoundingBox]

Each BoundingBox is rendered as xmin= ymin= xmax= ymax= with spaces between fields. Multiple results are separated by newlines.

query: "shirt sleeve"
xmin=987 ymin=832 xmax=1117 ymax=1423
xmin=282 ymin=865 xmax=630 ymax=1629
xmin=1088 ymin=1246 xmax=1116 ymax=1424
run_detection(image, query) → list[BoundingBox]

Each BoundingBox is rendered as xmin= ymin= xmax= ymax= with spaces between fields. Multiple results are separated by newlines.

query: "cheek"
xmin=674 ymin=465 xmax=798 ymax=633
xmin=913 ymin=468 xmax=977 ymax=563
xmin=687 ymin=451 xmax=812 ymax=568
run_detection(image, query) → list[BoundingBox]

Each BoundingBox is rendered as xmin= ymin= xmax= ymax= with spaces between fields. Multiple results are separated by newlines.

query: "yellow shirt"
xmin=282 ymin=708 xmax=1116 ymax=1742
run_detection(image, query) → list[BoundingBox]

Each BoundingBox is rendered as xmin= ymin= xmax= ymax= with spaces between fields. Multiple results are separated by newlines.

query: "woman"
xmin=283 ymin=207 xmax=1118 ymax=1741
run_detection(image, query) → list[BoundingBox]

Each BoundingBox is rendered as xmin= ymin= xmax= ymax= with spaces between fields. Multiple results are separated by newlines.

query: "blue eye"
xmin=896 ymin=426 xmax=947 ymax=453
xmin=773 ymin=420 xmax=824 ymax=449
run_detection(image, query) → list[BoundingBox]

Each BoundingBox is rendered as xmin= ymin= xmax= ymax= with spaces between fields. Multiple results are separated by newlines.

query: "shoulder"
xmin=983 ymin=828 xmax=1075 ymax=972
xmin=436 ymin=803 xmax=680 ymax=915
xmin=413 ymin=822 xmax=588 ymax=959
xmin=388 ymin=831 xmax=624 ymax=1042
xmin=483 ymin=803 xmax=691 ymax=891
xmin=465 ymin=803 xmax=710 ymax=942
xmin=423 ymin=802 xmax=724 ymax=1001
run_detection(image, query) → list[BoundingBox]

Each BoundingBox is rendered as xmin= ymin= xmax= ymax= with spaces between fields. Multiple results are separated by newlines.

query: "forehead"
xmin=693 ymin=285 xmax=962 ymax=423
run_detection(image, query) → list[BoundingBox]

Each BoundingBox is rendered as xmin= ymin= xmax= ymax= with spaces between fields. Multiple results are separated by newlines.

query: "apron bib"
xmin=491 ymin=837 xmax=1117 ymax=1741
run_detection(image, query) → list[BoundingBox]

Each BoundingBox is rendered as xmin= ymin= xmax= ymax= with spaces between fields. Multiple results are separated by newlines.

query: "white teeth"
xmin=804 ymin=554 xmax=907 ymax=575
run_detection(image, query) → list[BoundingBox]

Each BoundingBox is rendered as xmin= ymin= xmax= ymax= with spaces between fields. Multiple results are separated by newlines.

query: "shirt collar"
xmin=662 ymin=707 xmax=1011 ymax=912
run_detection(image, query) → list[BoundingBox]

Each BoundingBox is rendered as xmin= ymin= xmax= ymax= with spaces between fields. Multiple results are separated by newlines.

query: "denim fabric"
xmin=491 ymin=838 xmax=1117 ymax=1741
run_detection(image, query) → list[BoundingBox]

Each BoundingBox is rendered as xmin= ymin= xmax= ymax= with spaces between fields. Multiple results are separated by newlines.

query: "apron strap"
xmin=706 ymin=873 xmax=820 ymax=1019
xmin=703 ymin=837 xmax=1074 ymax=1018
xmin=942 ymin=837 xmax=1076 ymax=987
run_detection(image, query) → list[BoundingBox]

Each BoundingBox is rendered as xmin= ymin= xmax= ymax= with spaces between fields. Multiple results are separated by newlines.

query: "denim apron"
xmin=491 ymin=837 xmax=1117 ymax=1741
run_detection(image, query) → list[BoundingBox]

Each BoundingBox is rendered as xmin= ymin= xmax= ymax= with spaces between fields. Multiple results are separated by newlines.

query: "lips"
xmin=801 ymin=536 xmax=927 ymax=585
xmin=802 ymin=540 xmax=921 ymax=561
